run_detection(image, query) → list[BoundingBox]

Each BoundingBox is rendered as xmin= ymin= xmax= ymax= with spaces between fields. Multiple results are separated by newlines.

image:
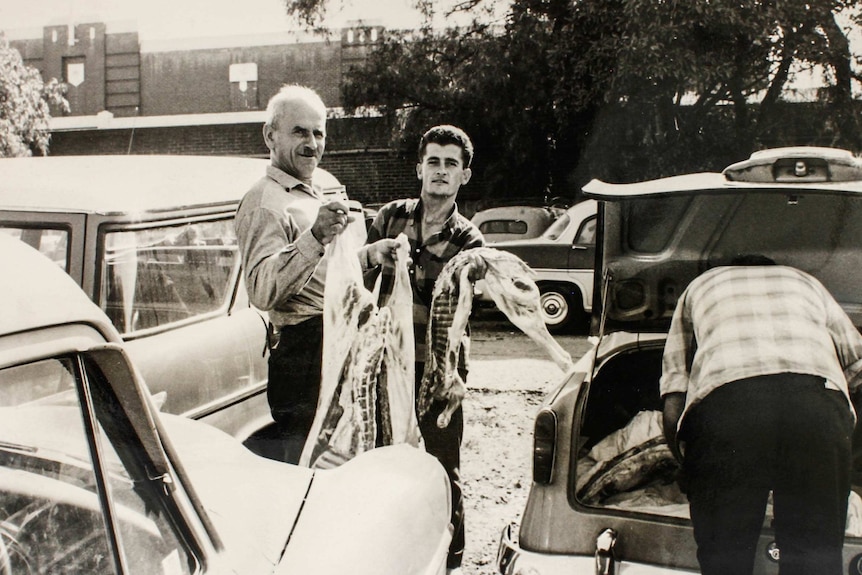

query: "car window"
xmin=0 ymin=357 xmax=195 ymax=574
xmin=99 ymin=219 xmax=239 ymax=335
xmin=0 ymin=226 xmax=69 ymax=271
xmin=625 ymin=196 xmax=692 ymax=253
xmin=574 ymin=216 xmax=596 ymax=245
xmin=541 ymin=213 xmax=570 ymax=240
xmin=479 ymin=220 xmax=529 ymax=236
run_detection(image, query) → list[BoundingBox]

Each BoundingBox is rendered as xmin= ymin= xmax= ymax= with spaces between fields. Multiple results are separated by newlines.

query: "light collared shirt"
xmin=660 ymin=265 xmax=862 ymax=426
xmin=235 ymin=165 xmax=329 ymax=328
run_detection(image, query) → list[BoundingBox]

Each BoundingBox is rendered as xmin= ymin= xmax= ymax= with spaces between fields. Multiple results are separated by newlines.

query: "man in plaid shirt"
xmin=661 ymin=255 xmax=862 ymax=575
xmin=361 ymin=125 xmax=484 ymax=574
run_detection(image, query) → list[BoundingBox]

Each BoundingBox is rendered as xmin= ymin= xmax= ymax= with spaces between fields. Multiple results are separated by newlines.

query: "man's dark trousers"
xmin=416 ymin=362 xmax=465 ymax=570
xmin=681 ymin=374 xmax=853 ymax=575
xmin=268 ymin=315 xmax=323 ymax=464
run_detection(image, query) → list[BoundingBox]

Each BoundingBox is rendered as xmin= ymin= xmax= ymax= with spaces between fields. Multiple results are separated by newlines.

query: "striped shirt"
xmin=660 ymin=265 xmax=862 ymax=425
xmin=363 ymin=198 xmax=484 ymax=363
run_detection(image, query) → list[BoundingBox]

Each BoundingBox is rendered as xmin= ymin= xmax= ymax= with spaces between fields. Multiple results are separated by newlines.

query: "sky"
xmin=0 ymin=0 xmax=443 ymax=41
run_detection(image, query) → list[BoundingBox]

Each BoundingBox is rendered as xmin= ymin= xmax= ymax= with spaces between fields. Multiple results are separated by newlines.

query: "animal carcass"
xmin=418 ymin=247 xmax=574 ymax=429
xmin=299 ymin=232 xmax=419 ymax=468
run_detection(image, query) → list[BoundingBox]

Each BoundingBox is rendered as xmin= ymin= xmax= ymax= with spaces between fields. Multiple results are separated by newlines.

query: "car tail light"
xmin=533 ymin=409 xmax=557 ymax=484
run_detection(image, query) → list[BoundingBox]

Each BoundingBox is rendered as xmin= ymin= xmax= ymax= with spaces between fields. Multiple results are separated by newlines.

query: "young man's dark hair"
xmin=418 ymin=125 xmax=474 ymax=167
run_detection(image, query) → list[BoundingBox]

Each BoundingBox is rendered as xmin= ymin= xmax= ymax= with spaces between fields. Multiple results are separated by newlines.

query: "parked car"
xmin=0 ymin=155 xmax=366 ymax=445
xmin=497 ymin=147 xmax=862 ymax=574
xmin=474 ymin=200 xmax=597 ymax=332
xmin=0 ymin=234 xmax=451 ymax=574
xmin=470 ymin=205 xmax=560 ymax=243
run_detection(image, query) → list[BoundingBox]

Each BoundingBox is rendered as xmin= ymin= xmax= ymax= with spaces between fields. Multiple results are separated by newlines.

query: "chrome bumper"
xmin=497 ymin=523 xmax=695 ymax=575
xmin=497 ymin=523 xmax=599 ymax=575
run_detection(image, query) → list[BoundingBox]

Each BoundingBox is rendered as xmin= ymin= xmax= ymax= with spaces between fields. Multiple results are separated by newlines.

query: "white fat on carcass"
xmin=419 ymin=247 xmax=574 ymax=429
xmin=300 ymin=232 xmax=419 ymax=468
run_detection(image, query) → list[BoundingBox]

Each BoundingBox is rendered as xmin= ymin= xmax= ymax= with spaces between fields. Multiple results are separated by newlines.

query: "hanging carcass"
xmin=299 ymin=232 xmax=419 ymax=469
xmin=418 ymin=247 xmax=575 ymax=429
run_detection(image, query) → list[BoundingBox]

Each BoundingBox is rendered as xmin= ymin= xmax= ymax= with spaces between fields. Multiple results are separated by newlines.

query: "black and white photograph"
xmin=3 ymin=1 xmax=862 ymax=574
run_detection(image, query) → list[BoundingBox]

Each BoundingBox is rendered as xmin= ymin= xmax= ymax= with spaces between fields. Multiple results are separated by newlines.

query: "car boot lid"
xmin=583 ymin=146 xmax=862 ymax=336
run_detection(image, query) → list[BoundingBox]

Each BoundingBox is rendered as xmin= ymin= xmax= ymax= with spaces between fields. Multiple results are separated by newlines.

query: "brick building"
xmin=7 ymin=22 xmax=478 ymax=208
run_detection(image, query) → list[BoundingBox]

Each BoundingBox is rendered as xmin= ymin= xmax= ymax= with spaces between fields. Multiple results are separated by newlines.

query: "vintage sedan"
xmin=0 ymin=235 xmax=451 ymax=574
xmin=475 ymin=200 xmax=597 ymax=332
xmin=0 ymin=155 xmax=365 ymax=446
xmin=497 ymin=147 xmax=862 ymax=574
xmin=470 ymin=205 xmax=560 ymax=243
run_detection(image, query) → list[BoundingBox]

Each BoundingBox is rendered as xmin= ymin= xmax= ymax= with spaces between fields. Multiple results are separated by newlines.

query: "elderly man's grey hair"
xmin=265 ymin=85 xmax=326 ymax=128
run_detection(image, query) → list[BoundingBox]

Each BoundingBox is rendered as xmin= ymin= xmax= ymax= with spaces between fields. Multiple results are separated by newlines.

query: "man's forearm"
xmin=662 ymin=392 xmax=686 ymax=462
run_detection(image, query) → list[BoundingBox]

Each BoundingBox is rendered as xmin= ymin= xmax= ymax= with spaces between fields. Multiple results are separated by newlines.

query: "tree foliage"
xmin=290 ymin=0 xmax=862 ymax=199
xmin=0 ymin=34 xmax=68 ymax=157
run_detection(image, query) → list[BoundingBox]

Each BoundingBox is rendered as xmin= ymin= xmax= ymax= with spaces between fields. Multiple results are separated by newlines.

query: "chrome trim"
xmin=596 ymin=528 xmax=617 ymax=575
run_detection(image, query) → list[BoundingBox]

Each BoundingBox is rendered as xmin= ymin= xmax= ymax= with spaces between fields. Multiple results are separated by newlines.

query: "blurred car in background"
xmin=471 ymin=205 xmax=561 ymax=243
xmin=0 ymin=235 xmax=451 ymax=575
xmin=0 ymin=155 xmax=365 ymax=446
xmin=475 ymin=200 xmax=597 ymax=332
xmin=497 ymin=147 xmax=862 ymax=575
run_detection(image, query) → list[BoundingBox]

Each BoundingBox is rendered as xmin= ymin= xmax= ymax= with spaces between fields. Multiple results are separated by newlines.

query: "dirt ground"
xmin=460 ymin=315 xmax=592 ymax=574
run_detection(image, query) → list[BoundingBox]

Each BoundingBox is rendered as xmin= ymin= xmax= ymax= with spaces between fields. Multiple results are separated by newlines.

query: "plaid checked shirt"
xmin=363 ymin=198 xmax=484 ymax=364
xmin=660 ymin=265 xmax=862 ymax=425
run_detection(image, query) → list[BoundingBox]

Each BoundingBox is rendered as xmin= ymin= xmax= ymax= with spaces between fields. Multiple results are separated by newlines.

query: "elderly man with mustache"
xmin=236 ymin=84 xmax=353 ymax=464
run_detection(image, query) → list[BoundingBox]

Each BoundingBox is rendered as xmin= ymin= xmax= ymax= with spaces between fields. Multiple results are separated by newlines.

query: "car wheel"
xmin=539 ymin=285 xmax=578 ymax=332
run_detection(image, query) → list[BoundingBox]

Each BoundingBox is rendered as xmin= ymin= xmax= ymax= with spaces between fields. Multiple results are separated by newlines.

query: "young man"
xmin=361 ymin=125 xmax=484 ymax=574
xmin=235 ymin=84 xmax=353 ymax=464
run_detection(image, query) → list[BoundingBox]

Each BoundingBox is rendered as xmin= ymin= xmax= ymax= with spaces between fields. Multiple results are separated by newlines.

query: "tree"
xmin=288 ymin=0 xmax=862 ymax=199
xmin=339 ymin=12 xmax=562 ymax=201
xmin=0 ymin=34 xmax=68 ymax=157
xmin=563 ymin=0 xmax=862 ymax=183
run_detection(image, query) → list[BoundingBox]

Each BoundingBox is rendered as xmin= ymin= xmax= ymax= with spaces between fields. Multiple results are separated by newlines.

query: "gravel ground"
xmin=460 ymin=316 xmax=592 ymax=574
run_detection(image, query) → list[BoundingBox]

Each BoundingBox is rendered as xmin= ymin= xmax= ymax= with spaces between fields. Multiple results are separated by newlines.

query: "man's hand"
xmin=311 ymin=200 xmax=355 ymax=245
xmin=662 ymin=392 xmax=686 ymax=463
xmin=366 ymin=238 xmax=405 ymax=267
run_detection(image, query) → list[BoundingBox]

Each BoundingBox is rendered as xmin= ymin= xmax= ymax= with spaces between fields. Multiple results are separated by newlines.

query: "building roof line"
xmin=49 ymin=106 xmax=385 ymax=132
xmin=49 ymin=110 xmax=268 ymax=131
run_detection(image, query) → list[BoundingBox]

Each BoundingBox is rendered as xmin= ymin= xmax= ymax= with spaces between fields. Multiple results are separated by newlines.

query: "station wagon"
xmin=498 ymin=147 xmax=862 ymax=574
xmin=0 ymin=155 xmax=365 ymax=444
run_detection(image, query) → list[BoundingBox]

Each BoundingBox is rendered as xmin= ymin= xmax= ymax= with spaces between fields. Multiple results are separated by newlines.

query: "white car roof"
xmin=0 ymin=155 xmax=344 ymax=214
xmin=0 ymin=235 xmax=118 ymax=340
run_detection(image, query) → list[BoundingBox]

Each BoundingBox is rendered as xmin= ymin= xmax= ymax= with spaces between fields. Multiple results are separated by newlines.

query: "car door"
xmin=566 ymin=213 xmax=595 ymax=273
xmin=92 ymin=214 xmax=269 ymax=441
